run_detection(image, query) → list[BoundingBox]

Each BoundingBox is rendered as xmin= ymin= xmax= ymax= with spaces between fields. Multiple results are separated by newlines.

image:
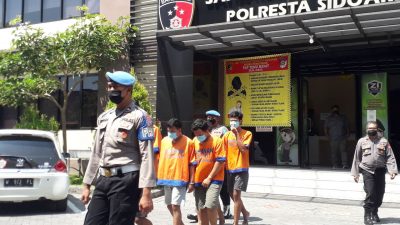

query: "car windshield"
xmin=0 ymin=136 xmax=59 ymax=169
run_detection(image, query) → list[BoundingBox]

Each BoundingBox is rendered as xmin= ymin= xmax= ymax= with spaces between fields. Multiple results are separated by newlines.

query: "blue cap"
xmin=106 ymin=71 xmax=136 ymax=86
xmin=206 ymin=110 xmax=221 ymax=117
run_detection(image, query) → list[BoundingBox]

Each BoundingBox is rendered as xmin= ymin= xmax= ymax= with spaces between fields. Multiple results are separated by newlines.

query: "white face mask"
xmin=230 ymin=120 xmax=240 ymax=129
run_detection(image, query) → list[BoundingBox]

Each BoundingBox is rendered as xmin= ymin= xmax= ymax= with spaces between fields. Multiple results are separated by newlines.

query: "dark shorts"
xmin=227 ymin=171 xmax=249 ymax=194
xmin=194 ymin=184 xmax=222 ymax=209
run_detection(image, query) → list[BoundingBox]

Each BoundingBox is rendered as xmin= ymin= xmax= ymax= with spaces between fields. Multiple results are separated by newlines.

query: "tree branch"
xmin=44 ymin=93 xmax=62 ymax=111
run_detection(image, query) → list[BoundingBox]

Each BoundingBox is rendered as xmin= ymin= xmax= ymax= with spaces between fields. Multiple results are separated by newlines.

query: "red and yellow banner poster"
xmin=224 ymin=54 xmax=291 ymax=127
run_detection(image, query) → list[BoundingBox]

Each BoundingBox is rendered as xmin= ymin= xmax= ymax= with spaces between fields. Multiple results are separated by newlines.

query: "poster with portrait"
xmin=361 ymin=73 xmax=388 ymax=137
xmin=224 ymin=54 xmax=291 ymax=127
xmin=276 ymin=78 xmax=299 ymax=166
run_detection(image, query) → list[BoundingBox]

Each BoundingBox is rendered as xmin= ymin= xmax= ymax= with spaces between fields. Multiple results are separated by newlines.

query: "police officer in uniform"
xmin=81 ymin=71 xmax=156 ymax=225
xmin=351 ymin=121 xmax=398 ymax=225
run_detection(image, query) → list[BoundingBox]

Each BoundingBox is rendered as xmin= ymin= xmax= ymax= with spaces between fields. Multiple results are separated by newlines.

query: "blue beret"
xmin=106 ymin=71 xmax=136 ymax=86
xmin=206 ymin=110 xmax=221 ymax=117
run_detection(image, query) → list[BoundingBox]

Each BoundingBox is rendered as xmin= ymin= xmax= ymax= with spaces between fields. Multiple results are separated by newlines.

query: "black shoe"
xmin=364 ymin=210 xmax=373 ymax=225
xmin=187 ymin=214 xmax=198 ymax=222
xmin=372 ymin=211 xmax=380 ymax=223
xmin=223 ymin=206 xmax=232 ymax=219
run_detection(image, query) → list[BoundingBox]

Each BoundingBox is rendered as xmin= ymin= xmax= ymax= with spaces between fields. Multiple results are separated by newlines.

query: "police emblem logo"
xmin=367 ymin=80 xmax=382 ymax=96
xmin=159 ymin=0 xmax=194 ymax=30
xmin=16 ymin=158 xmax=25 ymax=167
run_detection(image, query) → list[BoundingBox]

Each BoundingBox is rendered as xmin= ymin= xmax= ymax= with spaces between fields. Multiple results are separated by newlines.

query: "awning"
xmin=156 ymin=2 xmax=400 ymax=54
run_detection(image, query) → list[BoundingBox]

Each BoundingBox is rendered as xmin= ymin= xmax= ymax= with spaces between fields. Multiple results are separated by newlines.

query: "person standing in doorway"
xmin=324 ymin=105 xmax=350 ymax=169
xmin=157 ymin=118 xmax=196 ymax=225
xmin=81 ymin=71 xmax=156 ymax=225
xmin=192 ymin=119 xmax=226 ymax=225
xmin=223 ymin=111 xmax=252 ymax=225
xmin=351 ymin=121 xmax=398 ymax=225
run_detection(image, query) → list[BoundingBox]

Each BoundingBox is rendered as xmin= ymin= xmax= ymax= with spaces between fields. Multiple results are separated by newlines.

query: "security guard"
xmin=81 ymin=71 xmax=156 ymax=225
xmin=351 ymin=121 xmax=398 ymax=225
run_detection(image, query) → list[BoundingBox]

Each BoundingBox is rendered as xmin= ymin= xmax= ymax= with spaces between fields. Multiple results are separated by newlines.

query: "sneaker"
xmin=223 ymin=206 xmax=232 ymax=219
xmin=187 ymin=213 xmax=198 ymax=222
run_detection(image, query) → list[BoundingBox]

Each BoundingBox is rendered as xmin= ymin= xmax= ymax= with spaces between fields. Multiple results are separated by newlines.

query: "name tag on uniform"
xmin=138 ymin=127 xmax=154 ymax=141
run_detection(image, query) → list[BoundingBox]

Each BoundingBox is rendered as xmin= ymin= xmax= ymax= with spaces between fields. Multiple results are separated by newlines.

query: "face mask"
xmin=367 ymin=130 xmax=377 ymax=137
xmin=108 ymin=90 xmax=123 ymax=104
xmin=207 ymin=118 xmax=216 ymax=125
xmin=230 ymin=120 xmax=240 ymax=129
xmin=168 ymin=132 xmax=178 ymax=140
xmin=197 ymin=134 xmax=207 ymax=143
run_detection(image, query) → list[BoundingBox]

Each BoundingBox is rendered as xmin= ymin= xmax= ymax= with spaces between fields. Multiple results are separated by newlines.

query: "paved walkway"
xmin=147 ymin=192 xmax=400 ymax=225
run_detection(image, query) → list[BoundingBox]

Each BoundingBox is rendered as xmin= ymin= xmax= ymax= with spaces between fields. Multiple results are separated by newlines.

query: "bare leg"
xmin=167 ymin=205 xmax=173 ymax=216
xmin=199 ymin=208 xmax=208 ymax=225
xmin=207 ymin=207 xmax=218 ymax=225
xmin=217 ymin=204 xmax=225 ymax=225
xmin=171 ymin=205 xmax=184 ymax=225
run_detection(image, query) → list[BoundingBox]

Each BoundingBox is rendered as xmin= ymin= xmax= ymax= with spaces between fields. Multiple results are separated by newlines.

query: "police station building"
xmin=144 ymin=0 xmax=400 ymax=171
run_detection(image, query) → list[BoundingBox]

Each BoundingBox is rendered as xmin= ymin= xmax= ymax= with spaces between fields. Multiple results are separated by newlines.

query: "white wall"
xmin=0 ymin=19 xmax=76 ymax=51
xmin=57 ymin=129 xmax=95 ymax=158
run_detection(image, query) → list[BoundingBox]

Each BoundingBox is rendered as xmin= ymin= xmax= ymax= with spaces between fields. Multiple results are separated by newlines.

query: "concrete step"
xmin=247 ymin=167 xmax=400 ymax=202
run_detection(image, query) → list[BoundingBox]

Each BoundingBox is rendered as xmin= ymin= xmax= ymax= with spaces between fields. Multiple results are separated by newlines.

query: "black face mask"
xmin=367 ymin=130 xmax=378 ymax=137
xmin=207 ymin=118 xmax=216 ymax=125
xmin=108 ymin=90 xmax=123 ymax=104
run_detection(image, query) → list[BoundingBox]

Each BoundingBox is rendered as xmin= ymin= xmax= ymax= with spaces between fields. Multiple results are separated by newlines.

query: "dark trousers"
xmin=361 ymin=168 xmax=386 ymax=212
xmin=220 ymin=170 xmax=231 ymax=206
xmin=84 ymin=171 xmax=141 ymax=225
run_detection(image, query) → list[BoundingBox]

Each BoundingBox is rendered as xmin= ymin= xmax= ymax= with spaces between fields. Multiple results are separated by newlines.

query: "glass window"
xmin=63 ymin=0 xmax=81 ymax=19
xmin=0 ymin=136 xmax=59 ymax=168
xmin=81 ymin=75 xmax=98 ymax=127
xmin=24 ymin=0 xmax=41 ymax=24
xmin=0 ymin=0 xmax=4 ymax=28
xmin=86 ymin=0 xmax=99 ymax=14
xmin=43 ymin=0 xmax=61 ymax=22
xmin=5 ymin=0 xmax=22 ymax=27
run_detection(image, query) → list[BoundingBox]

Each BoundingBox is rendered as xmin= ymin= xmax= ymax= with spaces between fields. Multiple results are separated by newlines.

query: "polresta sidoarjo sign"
xmin=192 ymin=0 xmax=396 ymax=25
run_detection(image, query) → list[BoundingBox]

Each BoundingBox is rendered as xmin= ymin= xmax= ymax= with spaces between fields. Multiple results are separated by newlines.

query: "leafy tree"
xmin=106 ymin=69 xmax=152 ymax=115
xmin=16 ymin=106 xmax=60 ymax=132
xmin=0 ymin=9 xmax=137 ymax=153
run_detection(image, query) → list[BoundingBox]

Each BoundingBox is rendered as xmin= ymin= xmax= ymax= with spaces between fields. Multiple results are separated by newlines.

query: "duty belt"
xmin=99 ymin=164 xmax=140 ymax=177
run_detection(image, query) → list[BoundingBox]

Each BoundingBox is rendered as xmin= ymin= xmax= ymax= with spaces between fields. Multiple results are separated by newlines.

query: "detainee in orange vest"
xmin=192 ymin=119 xmax=226 ymax=225
xmin=157 ymin=118 xmax=196 ymax=225
xmin=222 ymin=111 xmax=252 ymax=225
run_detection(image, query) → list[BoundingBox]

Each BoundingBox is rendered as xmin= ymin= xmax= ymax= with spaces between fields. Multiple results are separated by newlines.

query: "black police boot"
xmin=372 ymin=209 xmax=380 ymax=223
xmin=364 ymin=209 xmax=374 ymax=225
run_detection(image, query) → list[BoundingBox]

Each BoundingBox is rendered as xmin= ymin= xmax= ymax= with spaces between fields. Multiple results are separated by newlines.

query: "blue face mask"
xmin=230 ymin=120 xmax=240 ymax=129
xmin=168 ymin=132 xmax=178 ymax=140
xmin=197 ymin=134 xmax=207 ymax=143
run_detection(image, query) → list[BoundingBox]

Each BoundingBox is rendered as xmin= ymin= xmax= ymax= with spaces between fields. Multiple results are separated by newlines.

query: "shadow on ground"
xmin=0 ymin=194 xmax=85 ymax=216
xmin=379 ymin=217 xmax=400 ymax=224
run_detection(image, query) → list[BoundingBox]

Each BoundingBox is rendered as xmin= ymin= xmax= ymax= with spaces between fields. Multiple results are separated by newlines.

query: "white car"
xmin=0 ymin=129 xmax=70 ymax=211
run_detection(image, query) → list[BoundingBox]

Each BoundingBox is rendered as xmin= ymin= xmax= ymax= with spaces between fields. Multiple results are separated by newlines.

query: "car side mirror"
xmin=62 ymin=152 xmax=71 ymax=159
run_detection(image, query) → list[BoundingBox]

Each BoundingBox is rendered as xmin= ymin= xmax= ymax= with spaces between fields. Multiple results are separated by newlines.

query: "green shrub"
xmin=69 ymin=174 xmax=83 ymax=185
xmin=16 ymin=105 xmax=59 ymax=132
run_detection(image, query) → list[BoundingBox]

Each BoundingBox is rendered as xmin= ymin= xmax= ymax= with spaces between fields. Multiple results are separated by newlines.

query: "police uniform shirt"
xmin=83 ymin=102 xmax=156 ymax=188
xmin=211 ymin=125 xmax=229 ymax=138
xmin=351 ymin=136 xmax=398 ymax=177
